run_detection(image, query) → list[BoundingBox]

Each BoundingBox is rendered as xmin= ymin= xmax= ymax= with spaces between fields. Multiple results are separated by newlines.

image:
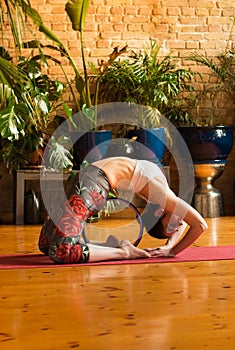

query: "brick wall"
xmin=1 ymin=0 xmax=235 ymax=221
xmin=4 ymin=1 xmax=235 ymax=77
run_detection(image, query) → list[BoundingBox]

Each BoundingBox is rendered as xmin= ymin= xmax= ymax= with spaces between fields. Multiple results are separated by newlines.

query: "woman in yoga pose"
xmin=38 ymin=156 xmax=208 ymax=264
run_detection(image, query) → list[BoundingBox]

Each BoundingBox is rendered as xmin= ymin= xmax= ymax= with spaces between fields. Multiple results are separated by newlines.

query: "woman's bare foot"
xmin=120 ymin=240 xmax=151 ymax=259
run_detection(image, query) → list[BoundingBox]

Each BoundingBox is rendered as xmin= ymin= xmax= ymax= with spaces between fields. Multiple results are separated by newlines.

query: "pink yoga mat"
xmin=0 ymin=246 xmax=235 ymax=269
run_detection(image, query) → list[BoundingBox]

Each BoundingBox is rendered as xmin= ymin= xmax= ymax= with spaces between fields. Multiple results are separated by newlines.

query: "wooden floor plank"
xmin=0 ymin=217 xmax=235 ymax=349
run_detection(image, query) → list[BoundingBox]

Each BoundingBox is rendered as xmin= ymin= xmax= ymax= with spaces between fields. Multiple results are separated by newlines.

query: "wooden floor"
xmin=1 ymin=216 xmax=235 ymax=350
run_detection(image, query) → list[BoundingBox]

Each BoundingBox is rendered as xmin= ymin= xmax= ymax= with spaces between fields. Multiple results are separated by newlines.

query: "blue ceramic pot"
xmin=127 ymin=128 xmax=166 ymax=164
xmin=177 ymin=126 xmax=234 ymax=163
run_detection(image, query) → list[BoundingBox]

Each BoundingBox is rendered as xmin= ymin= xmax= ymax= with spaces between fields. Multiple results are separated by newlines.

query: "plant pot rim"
xmin=178 ymin=125 xmax=234 ymax=130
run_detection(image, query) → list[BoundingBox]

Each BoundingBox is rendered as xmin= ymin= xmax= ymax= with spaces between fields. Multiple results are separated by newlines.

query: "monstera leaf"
xmin=0 ymin=103 xmax=29 ymax=140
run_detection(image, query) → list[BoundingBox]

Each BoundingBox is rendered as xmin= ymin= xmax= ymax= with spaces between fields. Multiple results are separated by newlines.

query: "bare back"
xmin=93 ymin=157 xmax=137 ymax=190
xmin=93 ymin=157 xmax=168 ymax=204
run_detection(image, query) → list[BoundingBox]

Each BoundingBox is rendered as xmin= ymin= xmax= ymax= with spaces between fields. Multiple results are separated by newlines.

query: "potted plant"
xmin=177 ymin=17 xmax=235 ymax=160
xmin=178 ymin=51 xmax=235 ymax=164
xmin=0 ymin=0 xmax=123 ymax=170
xmin=98 ymin=40 xmax=197 ymax=164
xmin=8 ymin=0 xmax=135 ymax=169
xmin=176 ymin=19 xmax=235 ymax=216
xmin=0 ymin=47 xmax=73 ymax=172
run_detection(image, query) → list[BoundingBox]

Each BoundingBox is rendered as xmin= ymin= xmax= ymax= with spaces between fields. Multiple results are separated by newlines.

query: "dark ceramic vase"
xmin=178 ymin=126 xmax=234 ymax=217
xmin=177 ymin=126 xmax=234 ymax=163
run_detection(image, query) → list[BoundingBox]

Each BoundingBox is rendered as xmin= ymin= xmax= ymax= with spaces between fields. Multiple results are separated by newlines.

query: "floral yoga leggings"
xmin=38 ymin=165 xmax=111 ymax=264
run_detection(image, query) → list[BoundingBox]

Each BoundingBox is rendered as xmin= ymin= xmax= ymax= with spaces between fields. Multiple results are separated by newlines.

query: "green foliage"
xmin=10 ymin=0 xmax=94 ymax=120
xmin=99 ymin=40 xmax=197 ymax=126
xmin=187 ymin=49 xmax=235 ymax=125
xmin=48 ymin=136 xmax=73 ymax=171
xmin=0 ymin=103 xmax=29 ymax=140
xmin=0 ymin=0 xmax=129 ymax=171
xmin=0 ymin=49 xmax=68 ymax=171
xmin=65 ymin=0 xmax=91 ymax=32
xmin=186 ymin=17 xmax=235 ymax=126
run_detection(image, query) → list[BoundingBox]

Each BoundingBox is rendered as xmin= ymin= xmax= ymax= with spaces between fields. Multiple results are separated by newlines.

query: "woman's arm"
xmin=160 ymin=221 xmax=188 ymax=251
xmin=146 ymin=194 xmax=208 ymax=257
xmin=170 ymin=209 xmax=208 ymax=256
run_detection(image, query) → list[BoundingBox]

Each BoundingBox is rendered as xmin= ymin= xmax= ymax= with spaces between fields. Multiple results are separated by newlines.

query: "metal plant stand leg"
xmin=193 ymin=163 xmax=226 ymax=218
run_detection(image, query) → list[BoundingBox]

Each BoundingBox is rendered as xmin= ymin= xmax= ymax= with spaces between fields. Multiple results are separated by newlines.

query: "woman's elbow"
xmin=198 ymin=219 xmax=208 ymax=234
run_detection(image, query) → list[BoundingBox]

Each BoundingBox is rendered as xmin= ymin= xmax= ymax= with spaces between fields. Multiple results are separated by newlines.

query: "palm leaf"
xmin=0 ymin=56 xmax=30 ymax=99
xmin=0 ymin=84 xmax=16 ymax=109
xmin=13 ymin=0 xmax=64 ymax=47
xmin=0 ymin=56 xmax=28 ymax=86
xmin=1 ymin=0 xmax=25 ymax=49
xmin=187 ymin=53 xmax=224 ymax=79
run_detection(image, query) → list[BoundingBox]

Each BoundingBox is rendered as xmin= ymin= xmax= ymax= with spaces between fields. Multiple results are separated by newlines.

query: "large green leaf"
xmin=49 ymin=136 xmax=73 ymax=170
xmin=65 ymin=0 xmax=91 ymax=32
xmin=0 ymin=103 xmax=29 ymax=140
